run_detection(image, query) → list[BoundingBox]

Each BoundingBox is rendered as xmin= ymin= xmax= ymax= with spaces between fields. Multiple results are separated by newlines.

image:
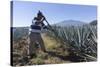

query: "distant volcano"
xmin=54 ymin=20 xmax=87 ymax=27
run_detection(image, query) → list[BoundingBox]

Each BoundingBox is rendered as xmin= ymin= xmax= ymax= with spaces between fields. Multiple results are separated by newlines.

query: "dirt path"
xmin=41 ymin=33 xmax=87 ymax=63
xmin=41 ymin=33 xmax=72 ymax=62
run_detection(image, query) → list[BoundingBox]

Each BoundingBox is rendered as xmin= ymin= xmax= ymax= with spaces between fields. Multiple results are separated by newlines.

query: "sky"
xmin=12 ymin=1 xmax=97 ymax=27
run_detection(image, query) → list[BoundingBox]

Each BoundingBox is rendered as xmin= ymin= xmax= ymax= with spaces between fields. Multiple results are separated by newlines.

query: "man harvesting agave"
xmin=29 ymin=11 xmax=48 ymax=58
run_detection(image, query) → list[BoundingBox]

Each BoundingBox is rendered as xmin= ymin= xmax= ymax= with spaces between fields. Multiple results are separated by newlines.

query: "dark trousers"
xmin=29 ymin=32 xmax=46 ymax=55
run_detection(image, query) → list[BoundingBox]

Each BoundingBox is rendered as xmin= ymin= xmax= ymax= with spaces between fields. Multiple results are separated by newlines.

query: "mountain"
xmin=90 ymin=20 xmax=97 ymax=25
xmin=54 ymin=20 xmax=87 ymax=27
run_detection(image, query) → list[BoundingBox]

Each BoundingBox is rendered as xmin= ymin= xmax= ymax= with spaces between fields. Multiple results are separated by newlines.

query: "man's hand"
xmin=43 ymin=26 xmax=48 ymax=29
xmin=43 ymin=16 xmax=46 ymax=21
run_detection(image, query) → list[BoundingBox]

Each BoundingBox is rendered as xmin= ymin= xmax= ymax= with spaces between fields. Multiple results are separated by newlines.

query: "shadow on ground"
xmin=45 ymin=50 xmax=84 ymax=62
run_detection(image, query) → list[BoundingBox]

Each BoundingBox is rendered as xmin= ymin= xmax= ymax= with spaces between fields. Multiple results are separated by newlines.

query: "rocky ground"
xmin=12 ymin=33 xmax=81 ymax=66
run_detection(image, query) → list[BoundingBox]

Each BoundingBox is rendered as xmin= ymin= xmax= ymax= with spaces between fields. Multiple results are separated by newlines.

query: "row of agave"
xmin=47 ymin=25 xmax=97 ymax=61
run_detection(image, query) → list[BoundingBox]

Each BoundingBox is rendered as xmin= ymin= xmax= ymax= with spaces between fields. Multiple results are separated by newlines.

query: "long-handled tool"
xmin=41 ymin=11 xmax=55 ymax=32
xmin=43 ymin=17 xmax=55 ymax=32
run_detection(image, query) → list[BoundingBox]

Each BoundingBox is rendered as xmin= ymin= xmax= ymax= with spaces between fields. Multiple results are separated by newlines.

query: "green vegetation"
xmin=12 ymin=23 xmax=97 ymax=66
xmin=47 ymin=25 xmax=97 ymax=61
xmin=12 ymin=27 xmax=29 ymax=42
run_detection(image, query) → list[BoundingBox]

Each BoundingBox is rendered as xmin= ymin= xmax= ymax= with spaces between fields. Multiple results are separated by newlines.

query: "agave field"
xmin=47 ymin=25 xmax=97 ymax=62
xmin=12 ymin=24 xmax=97 ymax=65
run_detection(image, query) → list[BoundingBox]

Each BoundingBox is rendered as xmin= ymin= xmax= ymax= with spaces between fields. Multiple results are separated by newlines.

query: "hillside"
xmin=90 ymin=20 xmax=97 ymax=25
xmin=12 ymin=20 xmax=97 ymax=66
xmin=54 ymin=20 xmax=86 ymax=27
xmin=12 ymin=27 xmax=29 ymax=42
xmin=12 ymin=33 xmax=72 ymax=66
